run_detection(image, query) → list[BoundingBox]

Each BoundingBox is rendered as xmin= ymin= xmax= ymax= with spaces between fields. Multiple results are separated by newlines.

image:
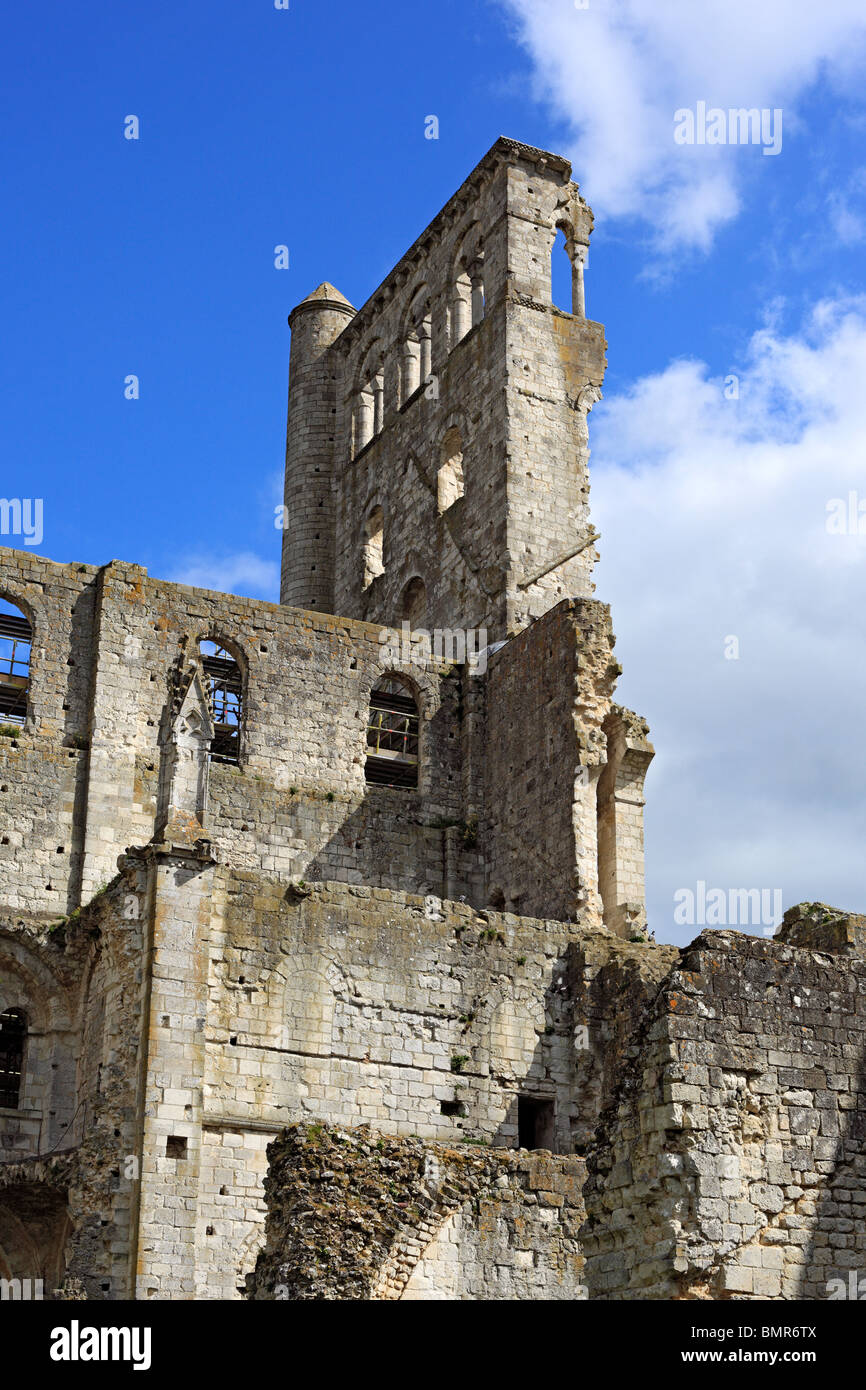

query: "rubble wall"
xmin=582 ymin=914 xmax=866 ymax=1299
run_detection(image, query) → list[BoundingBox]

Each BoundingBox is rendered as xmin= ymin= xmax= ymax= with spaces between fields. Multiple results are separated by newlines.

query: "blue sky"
xmin=3 ymin=0 xmax=866 ymax=942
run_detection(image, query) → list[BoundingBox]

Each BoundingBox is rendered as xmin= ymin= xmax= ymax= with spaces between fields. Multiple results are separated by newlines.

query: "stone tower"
xmin=280 ymin=283 xmax=356 ymax=612
xmin=280 ymin=137 xmax=605 ymax=642
xmin=0 ymin=138 xmax=667 ymax=1302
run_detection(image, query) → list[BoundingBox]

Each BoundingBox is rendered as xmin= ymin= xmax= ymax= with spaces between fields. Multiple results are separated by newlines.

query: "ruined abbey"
xmin=1 ymin=138 xmax=865 ymax=1301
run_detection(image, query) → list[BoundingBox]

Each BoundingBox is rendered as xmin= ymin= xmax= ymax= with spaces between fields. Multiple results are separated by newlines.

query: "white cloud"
xmin=590 ymin=294 xmax=866 ymax=942
xmin=168 ymin=551 xmax=280 ymax=603
xmin=828 ymin=167 xmax=866 ymax=246
xmin=500 ymin=0 xmax=866 ymax=250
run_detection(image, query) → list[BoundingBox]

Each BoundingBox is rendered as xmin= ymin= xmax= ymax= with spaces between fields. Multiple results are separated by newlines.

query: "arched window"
xmin=402 ymin=291 xmax=431 ymax=404
xmin=363 ymin=506 xmax=385 ymax=588
xmin=452 ymin=231 xmax=485 ymax=347
xmin=355 ymin=346 xmax=384 ymax=455
xmin=0 ymin=1009 xmax=26 ymax=1110
xmin=437 ymin=428 xmax=464 ymax=512
xmin=365 ymin=676 xmax=419 ymax=788
xmin=401 ymin=576 xmax=427 ymax=626
xmin=199 ymin=640 xmax=243 ymax=765
xmin=0 ymin=599 xmax=32 ymax=729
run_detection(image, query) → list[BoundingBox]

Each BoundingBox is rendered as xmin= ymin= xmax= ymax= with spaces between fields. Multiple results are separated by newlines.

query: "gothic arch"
xmin=0 ymin=1184 xmax=71 ymax=1288
xmin=0 ymin=935 xmax=73 ymax=1033
xmin=238 ymin=949 xmax=353 ymax=1058
xmin=360 ymin=659 xmax=435 ymax=715
xmin=233 ymin=1222 xmax=268 ymax=1299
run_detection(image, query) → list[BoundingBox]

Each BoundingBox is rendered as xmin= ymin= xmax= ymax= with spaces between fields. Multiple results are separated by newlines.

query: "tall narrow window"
xmin=452 ymin=230 xmax=484 ymax=347
xmin=362 ymin=506 xmax=385 ymax=588
xmin=469 ymin=255 xmax=485 ymax=326
xmin=437 ymin=428 xmax=464 ymax=512
xmin=356 ymin=345 xmax=384 ymax=453
xmin=403 ymin=290 xmax=431 ymax=404
xmin=372 ymin=366 xmax=384 ymax=435
xmin=365 ymin=676 xmax=419 ymax=788
xmin=0 ymin=600 xmax=32 ymax=728
xmin=0 ymin=1009 xmax=26 ymax=1110
xmin=199 ymin=640 xmax=243 ymax=765
xmin=551 ymin=226 xmax=572 ymax=312
xmin=401 ymin=576 xmax=427 ymax=626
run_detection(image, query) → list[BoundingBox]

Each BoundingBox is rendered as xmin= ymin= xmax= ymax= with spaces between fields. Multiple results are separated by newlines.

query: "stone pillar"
xmin=132 ymin=675 xmax=217 ymax=1298
xmin=357 ymin=388 xmax=374 ymax=452
xmin=596 ymin=706 xmax=654 ymax=938
xmin=453 ymin=282 xmax=471 ymax=343
xmin=132 ymin=840 xmax=216 ymax=1299
xmin=567 ymin=240 xmax=588 ymax=319
xmin=403 ymin=338 xmax=421 ymax=399
xmin=79 ymin=562 xmax=149 ymax=905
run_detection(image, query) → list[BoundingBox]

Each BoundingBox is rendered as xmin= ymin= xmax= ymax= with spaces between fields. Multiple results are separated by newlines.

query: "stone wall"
xmin=203 ymin=877 xmax=672 ymax=1147
xmin=192 ymin=878 xmax=672 ymax=1298
xmin=0 ymin=550 xmax=479 ymax=917
xmin=596 ymin=705 xmax=655 ymax=937
xmin=581 ymin=912 xmax=866 ymax=1299
xmin=250 ymin=1123 xmax=587 ymax=1301
xmin=74 ymin=865 xmax=671 ymax=1299
xmin=0 ymin=546 xmax=646 ymax=936
xmin=485 ymin=598 xmax=619 ymax=924
xmin=0 ymin=874 xmax=146 ymax=1299
xmin=7 ymin=850 xmax=866 ymax=1301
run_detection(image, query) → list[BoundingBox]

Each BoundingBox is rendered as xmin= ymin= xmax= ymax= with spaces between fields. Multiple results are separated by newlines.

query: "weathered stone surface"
xmin=250 ymin=1123 xmax=586 ymax=1301
xmin=0 ymin=133 xmax=859 ymax=1303
xmin=581 ymin=926 xmax=866 ymax=1300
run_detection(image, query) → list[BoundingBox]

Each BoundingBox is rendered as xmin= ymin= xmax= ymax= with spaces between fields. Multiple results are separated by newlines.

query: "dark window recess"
xmin=517 ymin=1096 xmax=555 ymax=1151
xmin=165 ymin=1136 xmax=188 ymax=1159
xmin=365 ymin=677 xmax=419 ymax=788
xmin=0 ymin=605 xmax=32 ymax=726
xmin=200 ymin=642 xmax=242 ymax=765
xmin=0 ymin=1008 xmax=26 ymax=1109
xmin=440 ymin=1099 xmax=465 ymax=1118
